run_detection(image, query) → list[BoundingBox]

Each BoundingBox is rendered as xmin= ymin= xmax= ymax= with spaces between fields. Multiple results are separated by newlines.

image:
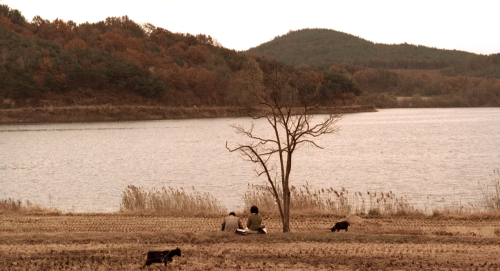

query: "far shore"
xmin=0 ymin=105 xmax=377 ymax=124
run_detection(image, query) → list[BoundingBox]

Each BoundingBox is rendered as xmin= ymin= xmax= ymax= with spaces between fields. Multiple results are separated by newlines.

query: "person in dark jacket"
xmin=221 ymin=212 xmax=244 ymax=232
xmin=246 ymin=205 xmax=266 ymax=234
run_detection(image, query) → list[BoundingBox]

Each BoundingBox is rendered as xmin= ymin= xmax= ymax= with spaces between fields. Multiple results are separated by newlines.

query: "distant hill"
xmin=246 ymin=28 xmax=500 ymax=108
xmin=246 ymin=28 xmax=499 ymax=78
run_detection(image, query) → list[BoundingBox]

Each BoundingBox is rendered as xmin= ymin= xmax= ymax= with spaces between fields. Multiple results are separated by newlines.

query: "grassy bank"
xmin=2 ymin=180 xmax=499 ymax=270
xmin=0 ymin=105 xmax=376 ymax=124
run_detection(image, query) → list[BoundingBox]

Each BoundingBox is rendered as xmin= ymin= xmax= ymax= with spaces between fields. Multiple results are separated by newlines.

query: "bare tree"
xmin=226 ymin=63 xmax=342 ymax=233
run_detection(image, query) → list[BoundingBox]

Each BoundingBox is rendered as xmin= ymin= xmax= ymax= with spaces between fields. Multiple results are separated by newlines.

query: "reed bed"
xmin=478 ymin=168 xmax=500 ymax=211
xmin=120 ymin=185 xmax=226 ymax=214
xmin=243 ymin=183 xmax=421 ymax=216
xmin=5 ymin=168 xmax=500 ymax=218
xmin=429 ymin=170 xmax=500 ymax=218
xmin=0 ymin=198 xmax=60 ymax=214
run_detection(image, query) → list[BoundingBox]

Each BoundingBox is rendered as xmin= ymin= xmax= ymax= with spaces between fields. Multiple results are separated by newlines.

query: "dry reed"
xmin=243 ymin=183 xmax=420 ymax=216
xmin=120 ymin=185 xmax=226 ymax=214
xmin=430 ymin=170 xmax=500 ymax=218
xmin=5 ymin=169 xmax=499 ymax=218
xmin=0 ymin=198 xmax=61 ymax=214
xmin=479 ymin=169 xmax=500 ymax=211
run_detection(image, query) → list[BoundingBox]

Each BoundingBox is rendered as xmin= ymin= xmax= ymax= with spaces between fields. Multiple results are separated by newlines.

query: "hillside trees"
xmin=441 ymin=53 xmax=500 ymax=78
xmin=0 ymin=5 xmax=26 ymax=25
xmin=221 ymin=57 xmax=262 ymax=107
xmin=248 ymin=28 xmax=500 ymax=107
xmin=247 ymin=28 xmax=497 ymax=75
xmin=319 ymin=71 xmax=362 ymax=105
xmin=0 ymin=21 xmax=167 ymax=103
xmin=0 ymin=7 xmax=374 ymax=108
xmin=352 ymin=68 xmax=500 ymax=107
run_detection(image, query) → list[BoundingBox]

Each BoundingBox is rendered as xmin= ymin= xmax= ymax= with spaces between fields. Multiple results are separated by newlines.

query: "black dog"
xmin=331 ymin=221 xmax=350 ymax=232
xmin=142 ymin=247 xmax=181 ymax=268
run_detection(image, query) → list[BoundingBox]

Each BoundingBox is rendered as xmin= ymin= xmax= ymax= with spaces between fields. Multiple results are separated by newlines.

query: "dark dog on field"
xmin=331 ymin=221 xmax=350 ymax=232
xmin=142 ymin=247 xmax=181 ymax=268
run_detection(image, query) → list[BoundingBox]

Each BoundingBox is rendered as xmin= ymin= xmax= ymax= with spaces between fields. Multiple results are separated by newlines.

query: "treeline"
xmin=248 ymin=28 xmax=500 ymax=107
xmin=0 ymin=5 xmax=360 ymax=109
xmin=326 ymin=65 xmax=500 ymax=107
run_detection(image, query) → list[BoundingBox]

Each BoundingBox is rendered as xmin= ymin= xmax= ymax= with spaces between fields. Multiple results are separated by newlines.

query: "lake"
xmin=1 ymin=108 xmax=499 ymax=213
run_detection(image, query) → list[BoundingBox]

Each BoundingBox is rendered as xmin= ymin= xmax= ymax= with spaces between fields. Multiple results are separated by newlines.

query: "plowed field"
xmin=1 ymin=213 xmax=498 ymax=270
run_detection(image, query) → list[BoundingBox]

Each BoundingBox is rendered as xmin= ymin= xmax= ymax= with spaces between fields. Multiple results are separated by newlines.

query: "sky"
xmin=1 ymin=0 xmax=499 ymax=55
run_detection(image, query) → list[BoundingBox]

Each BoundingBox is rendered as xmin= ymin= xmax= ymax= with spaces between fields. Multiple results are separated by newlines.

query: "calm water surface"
xmin=1 ymin=108 xmax=499 ymax=212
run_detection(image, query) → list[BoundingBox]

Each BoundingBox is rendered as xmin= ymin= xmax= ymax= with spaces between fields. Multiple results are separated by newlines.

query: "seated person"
xmin=246 ymin=205 xmax=266 ymax=234
xmin=221 ymin=212 xmax=244 ymax=232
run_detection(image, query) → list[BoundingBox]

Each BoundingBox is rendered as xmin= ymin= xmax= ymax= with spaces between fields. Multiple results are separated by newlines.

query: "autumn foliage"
xmin=1 ymin=5 xmax=499 ymax=109
xmin=0 ymin=6 xmax=358 ymax=109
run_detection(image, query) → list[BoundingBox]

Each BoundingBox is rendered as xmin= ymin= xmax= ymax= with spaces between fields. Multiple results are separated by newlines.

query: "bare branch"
xmin=227 ymin=63 xmax=342 ymax=233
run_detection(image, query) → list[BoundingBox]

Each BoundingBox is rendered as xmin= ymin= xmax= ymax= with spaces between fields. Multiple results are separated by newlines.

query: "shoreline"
xmin=0 ymin=105 xmax=377 ymax=124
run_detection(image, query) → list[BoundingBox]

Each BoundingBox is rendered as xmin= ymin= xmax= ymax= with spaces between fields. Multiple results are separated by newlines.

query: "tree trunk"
xmin=282 ymin=187 xmax=291 ymax=232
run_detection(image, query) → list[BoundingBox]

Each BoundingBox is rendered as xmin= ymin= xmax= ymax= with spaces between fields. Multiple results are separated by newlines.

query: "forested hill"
xmin=1 ymin=5 xmax=499 ymax=115
xmin=0 ymin=5 xmax=364 ymax=111
xmin=246 ymin=28 xmax=499 ymax=79
xmin=245 ymin=28 xmax=500 ymax=108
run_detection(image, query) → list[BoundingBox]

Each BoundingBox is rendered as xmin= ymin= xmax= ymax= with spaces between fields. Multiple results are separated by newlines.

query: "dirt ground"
xmin=0 ymin=213 xmax=498 ymax=271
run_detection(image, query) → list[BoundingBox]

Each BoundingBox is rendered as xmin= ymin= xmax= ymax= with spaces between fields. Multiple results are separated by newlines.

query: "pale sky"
xmin=1 ymin=0 xmax=499 ymax=55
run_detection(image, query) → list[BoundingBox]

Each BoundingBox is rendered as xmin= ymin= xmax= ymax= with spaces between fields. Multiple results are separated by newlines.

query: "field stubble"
xmin=0 ymin=213 xmax=499 ymax=271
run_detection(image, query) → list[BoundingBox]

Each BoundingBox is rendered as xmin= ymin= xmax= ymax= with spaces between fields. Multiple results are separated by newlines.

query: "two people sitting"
xmin=221 ymin=205 xmax=267 ymax=234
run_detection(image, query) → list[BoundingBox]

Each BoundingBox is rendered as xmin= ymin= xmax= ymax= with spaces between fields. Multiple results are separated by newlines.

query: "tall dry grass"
xmin=479 ymin=169 xmax=500 ymax=211
xmin=5 ymin=169 xmax=499 ymax=218
xmin=120 ymin=185 xmax=227 ymax=214
xmin=0 ymin=198 xmax=61 ymax=214
xmin=243 ymin=183 xmax=420 ymax=216
xmin=432 ymin=169 xmax=500 ymax=218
